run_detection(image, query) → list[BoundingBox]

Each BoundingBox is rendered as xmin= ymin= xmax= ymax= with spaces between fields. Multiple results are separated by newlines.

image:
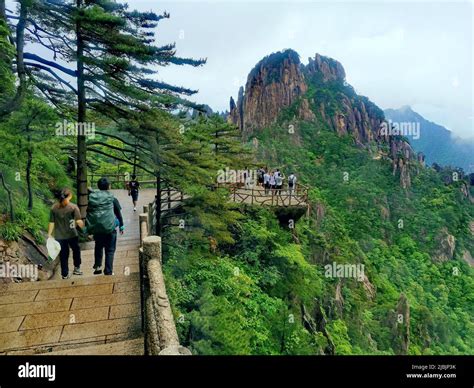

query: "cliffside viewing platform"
xmin=217 ymin=183 xmax=309 ymax=208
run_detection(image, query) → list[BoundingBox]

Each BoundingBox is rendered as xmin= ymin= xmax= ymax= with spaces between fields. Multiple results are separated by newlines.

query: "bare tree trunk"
xmin=0 ymin=0 xmax=27 ymax=118
xmin=0 ymin=172 xmax=14 ymax=221
xmin=26 ymin=141 xmax=33 ymax=211
xmin=0 ymin=0 xmax=6 ymax=21
xmin=76 ymin=0 xmax=88 ymax=218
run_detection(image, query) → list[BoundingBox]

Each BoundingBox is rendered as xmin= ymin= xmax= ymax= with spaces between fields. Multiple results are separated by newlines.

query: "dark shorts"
xmin=258 ymin=176 xmax=264 ymax=184
xmin=131 ymin=190 xmax=139 ymax=201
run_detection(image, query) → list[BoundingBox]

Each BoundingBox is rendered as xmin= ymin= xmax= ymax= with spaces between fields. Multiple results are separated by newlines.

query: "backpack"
xmin=289 ymin=175 xmax=296 ymax=185
xmin=86 ymin=190 xmax=116 ymax=235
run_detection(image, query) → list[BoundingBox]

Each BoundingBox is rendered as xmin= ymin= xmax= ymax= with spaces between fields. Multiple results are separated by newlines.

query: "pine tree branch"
xmin=24 ymin=62 xmax=77 ymax=94
xmin=86 ymin=147 xmax=155 ymax=175
xmin=24 ymin=52 xmax=77 ymax=77
xmin=94 ymin=130 xmax=151 ymax=152
xmin=86 ymin=140 xmax=137 ymax=155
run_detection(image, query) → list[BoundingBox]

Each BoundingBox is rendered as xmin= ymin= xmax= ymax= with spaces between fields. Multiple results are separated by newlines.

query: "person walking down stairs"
xmin=127 ymin=174 xmax=140 ymax=212
xmin=86 ymin=178 xmax=125 ymax=276
xmin=48 ymin=188 xmax=84 ymax=279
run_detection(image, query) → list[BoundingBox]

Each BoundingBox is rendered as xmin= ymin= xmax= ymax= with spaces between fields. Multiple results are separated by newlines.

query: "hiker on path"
xmin=86 ymin=178 xmax=124 ymax=276
xmin=127 ymin=174 xmax=140 ymax=212
xmin=263 ymin=170 xmax=271 ymax=194
xmin=288 ymin=173 xmax=297 ymax=194
xmin=48 ymin=188 xmax=84 ymax=279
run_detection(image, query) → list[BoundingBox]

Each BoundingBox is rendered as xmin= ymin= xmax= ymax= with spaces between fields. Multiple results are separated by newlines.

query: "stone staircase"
xmin=0 ymin=189 xmax=157 ymax=355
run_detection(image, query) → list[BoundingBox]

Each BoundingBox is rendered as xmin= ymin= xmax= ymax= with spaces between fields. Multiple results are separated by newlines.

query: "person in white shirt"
xmin=269 ymin=172 xmax=276 ymax=193
xmin=263 ymin=171 xmax=270 ymax=194
xmin=275 ymin=173 xmax=283 ymax=195
xmin=288 ymin=173 xmax=297 ymax=195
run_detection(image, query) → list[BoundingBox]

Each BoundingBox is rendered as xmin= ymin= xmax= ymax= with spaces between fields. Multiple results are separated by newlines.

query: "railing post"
xmin=139 ymin=213 xmax=148 ymax=246
xmin=141 ymin=236 xmax=190 ymax=355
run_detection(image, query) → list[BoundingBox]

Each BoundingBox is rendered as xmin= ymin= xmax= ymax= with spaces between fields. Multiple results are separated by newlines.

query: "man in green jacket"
xmin=86 ymin=178 xmax=125 ymax=276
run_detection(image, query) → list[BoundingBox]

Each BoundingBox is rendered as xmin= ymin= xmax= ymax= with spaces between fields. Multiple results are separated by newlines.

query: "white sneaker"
xmin=133 ymin=207 xmax=136 ymax=212
xmin=73 ymin=267 xmax=83 ymax=275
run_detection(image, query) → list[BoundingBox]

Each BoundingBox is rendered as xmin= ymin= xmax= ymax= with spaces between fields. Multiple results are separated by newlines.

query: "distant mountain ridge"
xmin=384 ymin=106 xmax=474 ymax=172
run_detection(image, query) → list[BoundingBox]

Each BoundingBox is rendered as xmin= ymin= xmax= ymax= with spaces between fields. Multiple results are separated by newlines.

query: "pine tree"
xmin=7 ymin=0 xmax=206 ymax=215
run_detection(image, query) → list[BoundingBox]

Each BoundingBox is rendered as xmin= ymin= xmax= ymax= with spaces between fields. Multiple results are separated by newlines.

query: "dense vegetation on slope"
xmin=164 ymin=119 xmax=473 ymax=355
xmin=163 ymin=70 xmax=474 ymax=356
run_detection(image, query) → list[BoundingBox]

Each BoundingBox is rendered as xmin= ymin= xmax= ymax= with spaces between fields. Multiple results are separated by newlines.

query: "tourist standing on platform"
xmin=288 ymin=173 xmax=297 ymax=194
xmin=257 ymin=167 xmax=265 ymax=187
xmin=264 ymin=170 xmax=271 ymax=194
xmin=269 ymin=172 xmax=276 ymax=192
xmin=275 ymin=171 xmax=284 ymax=195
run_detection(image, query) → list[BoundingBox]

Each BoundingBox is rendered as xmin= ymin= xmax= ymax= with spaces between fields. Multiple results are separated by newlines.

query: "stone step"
xmin=0 ymin=272 xmax=139 ymax=292
xmin=0 ymin=189 xmax=154 ymax=355
xmin=0 ymin=315 xmax=141 ymax=353
xmin=40 ymin=338 xmax=144 ymax=355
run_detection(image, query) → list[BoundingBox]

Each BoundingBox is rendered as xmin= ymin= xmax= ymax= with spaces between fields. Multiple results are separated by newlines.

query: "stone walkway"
xmin=0 ymin=189 xmax=156 ymax=355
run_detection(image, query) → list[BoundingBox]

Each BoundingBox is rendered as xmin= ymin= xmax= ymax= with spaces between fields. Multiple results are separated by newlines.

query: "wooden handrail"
xmin=215 ymin=182 xmax=309 ymax=208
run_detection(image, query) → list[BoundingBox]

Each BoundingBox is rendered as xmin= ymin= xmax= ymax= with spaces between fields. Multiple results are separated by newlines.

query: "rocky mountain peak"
xmin=229 ymin=49 xmax=310 ymax=136
xmin=228 ymin=49 xmax=419 ymax=188
xmin=306 ymin=53 xmax=346 ymax=83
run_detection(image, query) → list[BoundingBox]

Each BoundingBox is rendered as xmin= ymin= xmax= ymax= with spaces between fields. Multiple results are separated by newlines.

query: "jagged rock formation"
xmin=301 ymin=301 xmax=335 ymax=355
xmin=392 ymin=293 xmax=410 ymax=355
xmin=230 ymin=50 xmax=310 ymax=136
xmin=362 ymin=274 xmax=376 ymax=300
xmin=229 ymin=49 xmax=418 ymax=188
xmin=432 ymin=227 xmax=456 ymax=262
xmin=306 ymin=53 xmax=346 ymax=82
xmin=389 ymin=138 xmax=415 ymax=189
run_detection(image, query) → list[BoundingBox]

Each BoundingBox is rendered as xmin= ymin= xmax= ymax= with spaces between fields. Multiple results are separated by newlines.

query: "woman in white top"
xmin=263 ymin=171 xmax=271 ymax=194
xmin=269 ymin=172 xmax=276 ymax=192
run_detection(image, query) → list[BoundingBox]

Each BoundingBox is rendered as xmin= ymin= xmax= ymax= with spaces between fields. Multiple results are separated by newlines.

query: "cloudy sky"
xmin=128 ymin=0 xmax=473 ymax=139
